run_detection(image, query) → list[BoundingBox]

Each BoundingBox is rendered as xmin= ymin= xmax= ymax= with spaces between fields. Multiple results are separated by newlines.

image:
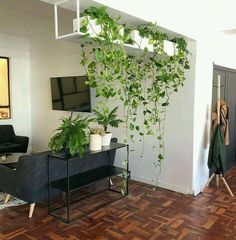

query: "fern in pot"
xmin=89 ymin=127 xmax=105 ymax=151
xmin=92 ymin=106 xmax=123 ymax=146
xmin=48 ymin=115 xmax=90 ymax=157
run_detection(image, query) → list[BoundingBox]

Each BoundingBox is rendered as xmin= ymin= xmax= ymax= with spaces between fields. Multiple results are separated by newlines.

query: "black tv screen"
xmin=50 ymin=76 xmax=91 ymax=112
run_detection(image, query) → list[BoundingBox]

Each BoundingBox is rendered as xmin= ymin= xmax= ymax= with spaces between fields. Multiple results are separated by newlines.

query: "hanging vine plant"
xmin=80 ymin=6 xmax=190 ymax=190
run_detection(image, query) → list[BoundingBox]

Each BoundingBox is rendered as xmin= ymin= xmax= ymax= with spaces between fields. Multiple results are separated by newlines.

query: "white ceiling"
xmin=40 ymin=0 xmax=147 ymax=27
xmin=206 ymin=0 xmax=236 ymax=32
xmin=40 ymin=0 xmax=98 ymax=11
xmin=40 ymin=0 xmax=236 ymax=33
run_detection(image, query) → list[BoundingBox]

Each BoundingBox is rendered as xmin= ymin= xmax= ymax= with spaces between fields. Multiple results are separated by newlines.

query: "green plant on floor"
xmin=49 ymin=114 xmax=90 ymax=157
xmin=80 ymin=6 xmax=190 ymax=189
xmin=92 ymin=105 xmax=123 ymax=133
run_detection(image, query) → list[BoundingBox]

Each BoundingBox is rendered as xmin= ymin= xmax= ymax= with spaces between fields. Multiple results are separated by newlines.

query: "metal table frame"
xmin=48 ymin=143 xmax=129 ymax=224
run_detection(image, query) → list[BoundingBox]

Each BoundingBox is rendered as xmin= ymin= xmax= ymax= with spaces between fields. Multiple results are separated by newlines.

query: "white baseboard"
xmin=131 ymin=174 xmax=193 ymax=195
xmin=30 ymin=149 xmax=45 ymax=154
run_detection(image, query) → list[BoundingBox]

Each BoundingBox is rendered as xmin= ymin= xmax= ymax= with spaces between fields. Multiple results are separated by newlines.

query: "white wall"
xmin=0 ymin=33 xmax=31 ymax=149
xmin=192 ymin=39 xmax=214 ymax=195
xmin=120 ymin=40 xmax=196 ymax=194
xmin=214 ymin=34 xmax=236 ymax=69
xmin=91 ymin=0 xmax=199 ymax=194
xmin=94 ymin=0 xmax=217 ymax=195
xmin=2 ymin=0 xmax=228 ymax=195
xmin=0 ymin=0 xmax=198 ymax=194
xmin=192 ymin=33 xmax=236 ymax=194
xmin=0 ymin=0 xmax=86 ymax=152
xmin=30 ymin=33 xmax=84 ymax=151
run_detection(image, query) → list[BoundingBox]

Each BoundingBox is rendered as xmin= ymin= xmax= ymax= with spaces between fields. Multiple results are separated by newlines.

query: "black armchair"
xmin=0 ymin=125 xmax=29 ymax=154
xmin=0 ymin=139 xmax=118 ymax=218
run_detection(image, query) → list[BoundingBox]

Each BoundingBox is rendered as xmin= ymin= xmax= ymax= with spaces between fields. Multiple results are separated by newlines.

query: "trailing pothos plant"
xmin=80 ymin=6 xmax=190 ymax=191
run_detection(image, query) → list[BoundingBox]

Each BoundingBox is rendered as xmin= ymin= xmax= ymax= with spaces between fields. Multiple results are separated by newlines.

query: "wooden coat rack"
xmin=201 ymin=75 xmax=234 ymax=197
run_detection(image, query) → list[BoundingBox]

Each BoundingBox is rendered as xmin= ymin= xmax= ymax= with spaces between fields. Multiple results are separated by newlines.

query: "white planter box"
xmin=102 ymin=132 xmax=112 ymax=146
xmin=73 ymin=16 xmax=101 ymax=37
xmin=130 ymin=30 xmax=154 ymax=52
xmin=89 ymin=134 xmax=102 ymax=151
xmin=113 ymin=27 xmax=124 ymax=44
xmin=163 ymin=40 xmax=176 ymax=56
xmin=130 ymin=30 xmax=176 ymax=55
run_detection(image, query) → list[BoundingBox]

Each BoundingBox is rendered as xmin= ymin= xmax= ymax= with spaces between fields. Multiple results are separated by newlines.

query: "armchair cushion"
xmin=0 ymin=143 xmax=25 ymax=153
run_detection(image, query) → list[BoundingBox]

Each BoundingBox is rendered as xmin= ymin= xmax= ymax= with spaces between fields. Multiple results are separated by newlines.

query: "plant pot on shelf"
xmin=130 ymin=30 xmax=154 ymax=52
xmin=102 ymin=132 xmax=112 ymax=146
xmin=89 ymin=134 xmax=102 ymax=151
xmin=163 ymin=40 xmax=176 ymax=56
xmin=64 ymin=148 xmax=73 ymax=158
xmin=129 ymin=30 xmax=176 ymax=56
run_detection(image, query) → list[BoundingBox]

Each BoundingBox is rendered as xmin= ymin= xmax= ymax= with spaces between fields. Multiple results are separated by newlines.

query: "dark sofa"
xmin=0 ymin=138 xmax=117 ymax=217
xmin=0 ymin=125 xmax=29 ymax=154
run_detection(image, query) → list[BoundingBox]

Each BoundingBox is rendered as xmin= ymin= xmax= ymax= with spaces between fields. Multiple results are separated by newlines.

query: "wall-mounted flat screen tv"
xmin=50 ymin=76 xmax=91 ymax=112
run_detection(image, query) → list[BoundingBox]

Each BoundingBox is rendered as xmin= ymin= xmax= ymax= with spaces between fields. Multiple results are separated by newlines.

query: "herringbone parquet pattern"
xmin=1 ymin=167 xmax=236 ymax=240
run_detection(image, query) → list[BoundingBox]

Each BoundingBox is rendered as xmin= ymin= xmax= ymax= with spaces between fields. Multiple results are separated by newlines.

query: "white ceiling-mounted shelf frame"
xmin=54 ymin=0 xmax=80 ymax=39
xmin=53 ymin=0 xmax=182 ymax=55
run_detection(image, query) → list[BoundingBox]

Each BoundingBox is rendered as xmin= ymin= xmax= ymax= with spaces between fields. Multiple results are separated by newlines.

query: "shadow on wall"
xmin=203 ymin=104 xmax=211 ymax=150
xmin=198 ymin=104 xmax=211 ymax=171
xmin=192 ymin=104 xmax=211 ymax=196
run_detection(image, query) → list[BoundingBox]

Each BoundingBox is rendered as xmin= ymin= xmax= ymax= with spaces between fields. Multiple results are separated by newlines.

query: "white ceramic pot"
xmin=102 ymin=132 xmax=112 ymax=146
xmin=89 ymin=134 xmax=102 ymax=151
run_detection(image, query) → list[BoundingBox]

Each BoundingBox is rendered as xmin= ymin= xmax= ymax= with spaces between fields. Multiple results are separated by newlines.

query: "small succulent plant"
xmin=90 ymin=127 xmax=105 ymax=136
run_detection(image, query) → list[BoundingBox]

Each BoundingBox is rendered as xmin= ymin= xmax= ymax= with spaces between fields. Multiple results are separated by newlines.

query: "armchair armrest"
xmin=12 ymin=135 xmax=29 ymax=152
xmin=0 ymin=164 xmax=16 ymax=194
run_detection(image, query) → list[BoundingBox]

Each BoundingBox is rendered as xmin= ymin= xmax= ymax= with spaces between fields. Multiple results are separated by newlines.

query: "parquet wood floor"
xmin=1 ymin=166 xmax=236 ymax=240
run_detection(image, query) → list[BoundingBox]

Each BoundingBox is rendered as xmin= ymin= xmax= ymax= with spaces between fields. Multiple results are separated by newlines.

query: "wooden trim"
xmin=0 ymin=56 xmax=11 ymax=119
xmin=214 ymin=64 xmax=236 ymax=74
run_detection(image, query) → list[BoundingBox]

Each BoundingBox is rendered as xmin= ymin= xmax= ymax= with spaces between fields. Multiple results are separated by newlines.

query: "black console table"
xmin=48 ymin=142 xmax=129 ymax=224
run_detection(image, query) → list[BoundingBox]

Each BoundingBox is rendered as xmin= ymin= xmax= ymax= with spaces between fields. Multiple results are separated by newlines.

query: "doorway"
xmin=213 ymin=65 xmax=236 ymax=171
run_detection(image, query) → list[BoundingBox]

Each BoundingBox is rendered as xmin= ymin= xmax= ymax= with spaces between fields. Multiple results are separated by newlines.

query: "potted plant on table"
xmin=89 ymin=127 xmax=105 ymax=151
xmin=92 ymin=106 xmax=123 ymax=146
xmin=48 ymin=115 xmax=90 ymax=157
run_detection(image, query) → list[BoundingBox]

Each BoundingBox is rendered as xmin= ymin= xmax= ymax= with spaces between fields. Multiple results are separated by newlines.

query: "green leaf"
xmin=80 ymin=26 xmax=88 ymax=33
xmin=162 ymin=102 xmax=169 ymax=107
xmin=129 ymin=123 xmax=135 ymax=131
xmin=48 ymin=115 xmax=89 ymax=157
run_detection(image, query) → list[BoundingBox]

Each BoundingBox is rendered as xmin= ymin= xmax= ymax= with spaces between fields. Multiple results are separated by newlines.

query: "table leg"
xmin=67 ymin=159 xmax=70 ymax=224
